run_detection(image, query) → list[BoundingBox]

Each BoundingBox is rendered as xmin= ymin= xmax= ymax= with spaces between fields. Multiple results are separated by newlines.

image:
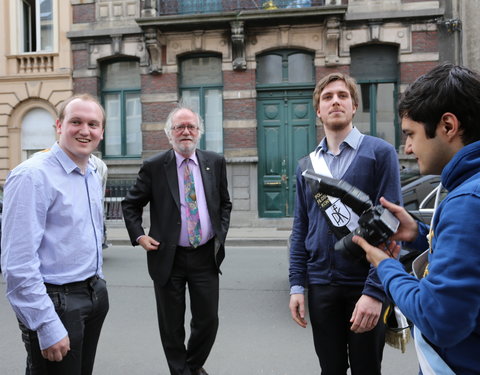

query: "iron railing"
xmin=104 ymin=179 xmax=136 ymax=220
xmin=155 ymin=0 xmax=327 ymax=15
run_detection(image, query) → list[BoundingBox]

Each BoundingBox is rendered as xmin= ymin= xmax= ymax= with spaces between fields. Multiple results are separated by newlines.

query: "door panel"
xmin=258 ymin=100 xmax=285 ymax=216
xmin=258 ymin=91 xmax=316 ymax=217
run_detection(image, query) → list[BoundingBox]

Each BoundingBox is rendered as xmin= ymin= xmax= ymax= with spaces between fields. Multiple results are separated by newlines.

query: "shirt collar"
xmin=51 ymin=142 xmax=88 ymax=175
xmin=315 ymin=127 xmax=363 ymax=156
xmin=174 ymin=150 xmax=198 ymax=168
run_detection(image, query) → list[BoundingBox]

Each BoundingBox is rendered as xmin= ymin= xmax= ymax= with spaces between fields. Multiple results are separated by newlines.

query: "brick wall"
xmin=315 ymin=65 xmax=351 ymax=81
xmin=223 ymin=70 xmax=256 ymax=91
xmin=73 ymin=77 xmax=99 ymax=97
xmin=142 ymin=73 xmax=177 ymax=94
xmin=400 ymin=61 xmax=439 ymax=84
xmin=72 ymin=3 xmax=96 ymax=24
xmin=73 ymin=50 xmax=89 ymax=70
xmin=143 ymin=130 xmax=170 ymax=151
xmin=224 ymin=128 xmax=256 ymax=149
xmin=142 ymin=101 xmax=178 ymax=123
xmin=224 ymin=98 xmax=255 ymax=120
xmin=412 ymin=31 xmax=439 ymax=53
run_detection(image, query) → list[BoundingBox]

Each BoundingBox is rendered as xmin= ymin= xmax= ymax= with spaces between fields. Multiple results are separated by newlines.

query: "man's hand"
xmin=289 ymin=294 xmax=308 ymax=328
xmin=352 ymin=236 xmax=401 ymax=267
xmin=350 ymin=295 xmax=382 ymax=333
xmin=41 ymin=335 xmax=70 ymax=362
xmin=379 ymin=197 xmax=419 ymax=242
xmin=137 ymin=235 xmax=160 ymax=251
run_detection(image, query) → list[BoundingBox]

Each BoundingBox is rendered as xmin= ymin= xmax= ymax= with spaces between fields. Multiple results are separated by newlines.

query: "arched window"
xmin=101 ymin=60 xmax=142 ymax=157
xmin=179 ymin=54 xmax=223 ymax=153
xmin=257 ymin=50 xmax=314 ymax=85
xmin=21 ymin=107 xmax=56 ymax=158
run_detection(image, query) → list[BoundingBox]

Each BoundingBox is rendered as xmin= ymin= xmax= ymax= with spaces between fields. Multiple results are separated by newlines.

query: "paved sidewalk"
xmin=106 ymin=224 xmax=291 ymax=247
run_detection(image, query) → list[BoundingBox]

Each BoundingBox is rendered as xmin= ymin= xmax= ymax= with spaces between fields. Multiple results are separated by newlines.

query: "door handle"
xmin=265 ymin=181 xmax=281 ymax=186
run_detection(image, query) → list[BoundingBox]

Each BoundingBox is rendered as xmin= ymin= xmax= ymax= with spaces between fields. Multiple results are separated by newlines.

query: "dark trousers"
xmin=19 ymin=276 xmax=109 ymax=375
xmin=153 ymin=239 xmax=219 ymax=375
xmin=308 ymin=284 xmax=385 ymax=375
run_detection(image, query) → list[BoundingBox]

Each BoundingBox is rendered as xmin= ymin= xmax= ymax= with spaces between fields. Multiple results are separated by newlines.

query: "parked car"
xmin=402 ymin=174 xmax=441 ymax=211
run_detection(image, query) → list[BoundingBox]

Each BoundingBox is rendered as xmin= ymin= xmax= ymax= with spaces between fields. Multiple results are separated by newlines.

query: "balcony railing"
xmin=155 ymin=0 xmax=327 ymax=15
xmin=6 ymin=53 xmax=57 ymax=75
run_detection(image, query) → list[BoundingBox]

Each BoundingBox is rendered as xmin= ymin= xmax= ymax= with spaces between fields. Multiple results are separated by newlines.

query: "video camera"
xmin=302 ymin=170 xmax=400 ymax=260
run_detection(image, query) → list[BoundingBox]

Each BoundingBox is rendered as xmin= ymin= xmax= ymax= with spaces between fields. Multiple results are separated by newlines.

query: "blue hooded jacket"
xmin=378 ymin=140 xmax=480 ymax=374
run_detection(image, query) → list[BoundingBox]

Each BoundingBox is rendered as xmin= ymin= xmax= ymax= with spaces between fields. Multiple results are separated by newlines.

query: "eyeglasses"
xmin=172 ymin=124 xmax=198 ymax=133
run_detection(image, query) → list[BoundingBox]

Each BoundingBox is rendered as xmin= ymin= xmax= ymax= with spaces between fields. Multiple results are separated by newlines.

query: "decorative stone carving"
xmin=369 ymin=21 xmax=382 ymax=41
xmin=141 ymin=0 xmax=157 ymax=17
xmin=325 ymin=16 xmax=340 ymax=66
xmin=144 ymin=28 xmax=162 ymax=74
xmin=111 ymin=34 xmax=122 ymax=55
xmin=231 ymin=21 xmax=247 ymax=71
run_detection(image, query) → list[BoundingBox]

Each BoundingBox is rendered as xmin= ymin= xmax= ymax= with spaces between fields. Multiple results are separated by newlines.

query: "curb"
xmin=108 ymin=238 xmax=288 ymax=247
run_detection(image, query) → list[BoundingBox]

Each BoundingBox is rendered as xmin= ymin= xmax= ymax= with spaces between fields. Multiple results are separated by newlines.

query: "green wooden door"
xmin=258 ymin=90 xmax=316 ymax=217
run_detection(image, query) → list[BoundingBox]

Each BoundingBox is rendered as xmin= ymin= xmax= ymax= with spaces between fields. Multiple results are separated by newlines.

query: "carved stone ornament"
xmin=144 ymin=28 xmax=162 ymax=74
xmin=231 ymin=21 xmax=247 ymax=71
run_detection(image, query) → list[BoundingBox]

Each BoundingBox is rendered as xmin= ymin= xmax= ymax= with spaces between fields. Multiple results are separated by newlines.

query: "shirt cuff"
xmin=290 ymin=285 xmax=305 ymax=295
xmin=37 ymin=319 xmax=68 ymax=350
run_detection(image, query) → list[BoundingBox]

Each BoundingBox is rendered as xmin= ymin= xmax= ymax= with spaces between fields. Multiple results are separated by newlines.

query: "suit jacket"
xmin=122 ymin=148 xmax=232 ymax=286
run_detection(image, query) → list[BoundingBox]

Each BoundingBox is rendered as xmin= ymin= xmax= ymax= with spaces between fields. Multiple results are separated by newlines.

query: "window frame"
xmin=101 ymin=59 xmax=142 ymax=158
xmin=256 ymin=49 xmax=315 ymax=89
xmin=179 ymin=54 xmax=224 ymax=154
xmin=356 ymin=79 xmax=400 ymax=149
xmin=18 ymin=0 xmax=54 ymax=53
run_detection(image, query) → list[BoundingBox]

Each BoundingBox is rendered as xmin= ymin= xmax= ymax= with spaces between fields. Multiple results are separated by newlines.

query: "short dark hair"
xmin=398 ymin=63 xmax=480 ymax=145
xmin=313 ymin=72 xmax=359 ymax=112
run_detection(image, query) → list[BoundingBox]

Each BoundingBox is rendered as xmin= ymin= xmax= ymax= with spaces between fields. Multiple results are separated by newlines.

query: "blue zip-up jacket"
xmin=289 ymin=136 xmax=402 ymax=301
xmin=378 ymin=140 xmax=480 ymax=374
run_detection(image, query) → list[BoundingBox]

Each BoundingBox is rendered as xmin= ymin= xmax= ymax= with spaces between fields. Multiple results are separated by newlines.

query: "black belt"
xmin=177 ymin=237 xmax=214 ymax=251
xmin=45 ymin=275 xmax=99 ymax=292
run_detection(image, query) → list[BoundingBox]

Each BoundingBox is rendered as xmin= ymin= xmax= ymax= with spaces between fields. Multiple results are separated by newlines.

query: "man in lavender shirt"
xmin=122 ymin=105 xmax=231 ymax=375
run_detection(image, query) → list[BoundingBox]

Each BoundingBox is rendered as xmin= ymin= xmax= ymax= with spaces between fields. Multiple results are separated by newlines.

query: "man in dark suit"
xmin=122 ymin=105 xmax=232 ymax=375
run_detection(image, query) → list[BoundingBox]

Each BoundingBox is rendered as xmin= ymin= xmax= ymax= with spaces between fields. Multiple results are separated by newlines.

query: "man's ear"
xmin=55 ymin=119 xmax=62 ymax=134
xmin=439 ymin=112 xmax=462 ymax=141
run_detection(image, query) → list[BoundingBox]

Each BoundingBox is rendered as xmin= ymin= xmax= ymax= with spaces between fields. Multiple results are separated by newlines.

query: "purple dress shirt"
xmin=174 ymin=151 xmax=214 ymax=247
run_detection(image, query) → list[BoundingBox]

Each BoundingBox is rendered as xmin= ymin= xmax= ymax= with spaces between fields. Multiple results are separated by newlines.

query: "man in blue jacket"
xmin=353 ymin=63 xmax=480 ymax=374
xmin=289 ymin=72 xmax=402 ymax=374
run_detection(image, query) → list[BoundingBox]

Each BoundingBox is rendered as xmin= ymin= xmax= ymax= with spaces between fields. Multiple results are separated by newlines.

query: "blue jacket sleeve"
xmin=378 ymin=193 xmax=480 ymax=347
xmin=289 ymin=165 xmax=309 ymax=288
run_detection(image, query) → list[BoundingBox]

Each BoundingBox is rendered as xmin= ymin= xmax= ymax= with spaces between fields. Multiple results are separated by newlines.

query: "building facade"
xmin=2 ymin=0 xmax=476 ymax=227
xmin=0 ymin=0 xmax=74 ymax=181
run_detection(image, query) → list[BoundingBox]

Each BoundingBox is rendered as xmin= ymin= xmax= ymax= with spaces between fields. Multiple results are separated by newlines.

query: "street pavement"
xmin=0 ymin=244 xmax=420 ymax=374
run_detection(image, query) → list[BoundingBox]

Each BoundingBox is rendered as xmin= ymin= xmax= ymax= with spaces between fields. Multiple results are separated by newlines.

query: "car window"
xmin=419 ymin=185 xmax=447 ymax=210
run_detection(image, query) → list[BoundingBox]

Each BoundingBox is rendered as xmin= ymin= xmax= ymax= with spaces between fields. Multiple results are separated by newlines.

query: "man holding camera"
xmin=289 ymin=72 xmax=402 ymax=374
xmin=353 ymin=64 xmax=480 ymax=374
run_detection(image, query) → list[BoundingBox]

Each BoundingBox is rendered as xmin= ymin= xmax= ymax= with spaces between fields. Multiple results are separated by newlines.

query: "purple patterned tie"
xmin=184 ymin=159 xmax=202 ymax=247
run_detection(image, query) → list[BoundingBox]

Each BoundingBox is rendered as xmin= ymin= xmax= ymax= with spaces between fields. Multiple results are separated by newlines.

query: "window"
xmin=355 ymin=82 xmax=397 ymax=147
xmin=21 ymin=107 xmax=56 ymax=159
xmin=257 ymin=51 xmax=314 ymax=85
xmin=19 ymin=0 xmax=53 ymax=53
xmin=350 ymin=44 xmax=400 ymax=148
xmin=178 ymin=0 xmax=222 ymax=14
xmin=180 ymin=55 xmax=224 ymax=154
xmin=102 ymin=60 xmax=142 ymax=157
